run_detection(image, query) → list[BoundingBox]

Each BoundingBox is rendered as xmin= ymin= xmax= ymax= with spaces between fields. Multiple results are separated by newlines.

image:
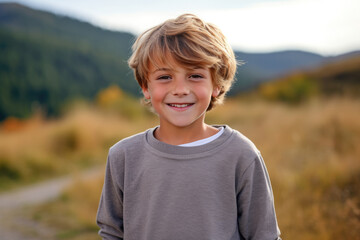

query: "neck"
xmin=155 ymin=121 xmax=218 ymax=146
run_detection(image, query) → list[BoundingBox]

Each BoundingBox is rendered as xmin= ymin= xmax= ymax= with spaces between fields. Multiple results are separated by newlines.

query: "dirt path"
xmin=0 ymin=167 xmax=103 ymax=240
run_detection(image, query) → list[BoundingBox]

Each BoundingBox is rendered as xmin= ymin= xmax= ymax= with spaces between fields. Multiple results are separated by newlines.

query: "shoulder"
xmin=225 ymin=126 xmax=260 ymax=159
xmin=222 ymin=126 xmax=262 ymax=173
xmin=108 ymin=128 xmax=150 ymax=161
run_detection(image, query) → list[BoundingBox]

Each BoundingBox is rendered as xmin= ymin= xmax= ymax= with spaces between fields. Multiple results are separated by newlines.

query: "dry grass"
xmin=13 ymin=97 xmax=360 ymax=239
xmin=209 ymin=97 xmax=360 ymax=239
xmin=32 ymin=173 xmax=105 ymax=240
xmin=0 ymin=102 xmax=156 ymax=191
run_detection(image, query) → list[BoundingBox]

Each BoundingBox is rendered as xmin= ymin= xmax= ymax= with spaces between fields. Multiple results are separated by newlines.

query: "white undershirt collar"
xmin=178 ymin=127 xmax=225 ymax=147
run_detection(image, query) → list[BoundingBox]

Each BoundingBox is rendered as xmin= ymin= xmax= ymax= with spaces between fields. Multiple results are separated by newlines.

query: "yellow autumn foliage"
xmin=95 ymin=85 xmax=123 ymax=108
xmin=259 ymin=73 xmax=318 ymax=103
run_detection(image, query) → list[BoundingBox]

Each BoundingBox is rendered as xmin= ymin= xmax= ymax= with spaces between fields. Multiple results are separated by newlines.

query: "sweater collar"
xmin=144 ymin=125 xmax=234 ymax=159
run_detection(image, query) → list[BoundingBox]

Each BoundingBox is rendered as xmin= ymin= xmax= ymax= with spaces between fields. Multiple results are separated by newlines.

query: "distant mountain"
xmin=0 ymin=2 xmax=359 ymax=120
xmin=231 ymin=50 xmax=360 ymax=95
xmin=230 ymin=50 xmax=326 ymax=94
xmin=237 ymin=50 xmax=324 ymax=78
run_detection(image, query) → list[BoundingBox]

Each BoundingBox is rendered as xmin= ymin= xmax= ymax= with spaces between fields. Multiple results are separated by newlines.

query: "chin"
xmin=169 ymin=118 xmax=203 ymax=128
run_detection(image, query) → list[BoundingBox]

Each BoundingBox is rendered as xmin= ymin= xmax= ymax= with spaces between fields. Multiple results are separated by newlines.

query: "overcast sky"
xmin=2 ymin=0 xmax=360 ymax=56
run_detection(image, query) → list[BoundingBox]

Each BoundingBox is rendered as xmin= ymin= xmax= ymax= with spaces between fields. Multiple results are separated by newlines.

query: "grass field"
xmin=16 ymin=96 xmax=358 ymax=240
xmin=0 ymin=98 xmax=157 ymax=192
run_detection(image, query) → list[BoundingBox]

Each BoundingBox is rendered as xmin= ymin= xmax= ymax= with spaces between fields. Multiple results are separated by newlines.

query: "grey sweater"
xmin=96 ymin=125 xmax=281 ymax=240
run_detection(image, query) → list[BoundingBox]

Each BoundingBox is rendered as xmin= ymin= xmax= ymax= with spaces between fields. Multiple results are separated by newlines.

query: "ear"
xmin=142 ymin=87 xmax=151 ymax=99
xmin=212 ymin=86 xmax=220 ymax=98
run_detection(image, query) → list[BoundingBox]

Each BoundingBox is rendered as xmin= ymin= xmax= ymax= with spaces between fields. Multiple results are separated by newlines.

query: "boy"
xmin=97 ymin=14 xmax=281 ymax=240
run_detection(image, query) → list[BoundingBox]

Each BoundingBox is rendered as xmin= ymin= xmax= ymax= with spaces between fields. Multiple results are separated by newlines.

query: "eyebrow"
xmin=151 ymin=68 xmax=171 ymax=74
xmin=151 ymin=66 xmax=205 ymax=74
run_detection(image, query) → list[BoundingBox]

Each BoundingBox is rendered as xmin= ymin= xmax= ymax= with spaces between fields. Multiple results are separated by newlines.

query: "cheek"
xmin=195 ymin=85 xmax=214 ymax=100
xmin=148 ymin=87 xmax=166 ymax=102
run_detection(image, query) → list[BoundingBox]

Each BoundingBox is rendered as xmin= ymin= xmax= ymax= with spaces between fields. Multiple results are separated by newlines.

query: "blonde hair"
xmin=128 ymin=14 xmax=237 ymax=110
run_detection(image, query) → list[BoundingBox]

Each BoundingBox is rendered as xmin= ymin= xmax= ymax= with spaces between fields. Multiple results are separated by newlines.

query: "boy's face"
xmin=143 ymin=57 xmax=219 ymax=130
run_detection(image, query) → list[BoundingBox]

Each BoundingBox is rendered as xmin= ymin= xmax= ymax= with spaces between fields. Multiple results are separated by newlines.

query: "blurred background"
xmin=0 ymin=0 xmax=359 ymax=239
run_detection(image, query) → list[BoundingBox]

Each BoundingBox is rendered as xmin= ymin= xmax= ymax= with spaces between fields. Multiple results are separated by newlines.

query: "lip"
xmin=166 ymin=103 xmax=194 ymax=111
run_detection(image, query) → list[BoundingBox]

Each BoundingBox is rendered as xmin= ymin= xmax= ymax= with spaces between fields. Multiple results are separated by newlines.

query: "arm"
xmin=237 ymin=154 xmax=281 ymax=240
xmin=96 ymin=154 xmax=124 ymax=240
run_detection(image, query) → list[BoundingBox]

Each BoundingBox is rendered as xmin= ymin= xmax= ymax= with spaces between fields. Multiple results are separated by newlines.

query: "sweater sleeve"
xmin=237 ymin=154 xmax=281 ymax=240
xmin=96 ymin=153 xmax=124 ymax=240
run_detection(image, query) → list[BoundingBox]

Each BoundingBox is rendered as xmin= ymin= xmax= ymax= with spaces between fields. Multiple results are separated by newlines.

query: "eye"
xmin=189 ymin=74 xmax=203 ymax=79
xmin=157 ymin=75 xmax=172 ymax=80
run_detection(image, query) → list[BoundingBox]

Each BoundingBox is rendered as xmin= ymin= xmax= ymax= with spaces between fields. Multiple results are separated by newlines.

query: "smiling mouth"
xmin=167 ymin=103 xmax=194 ymax=108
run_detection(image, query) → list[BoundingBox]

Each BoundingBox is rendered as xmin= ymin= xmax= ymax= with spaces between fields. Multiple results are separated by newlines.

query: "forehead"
xmin=148 ymin=61 xmax=209 ymax=76
xmin=147 ymin=51 xmax=208 ymax=73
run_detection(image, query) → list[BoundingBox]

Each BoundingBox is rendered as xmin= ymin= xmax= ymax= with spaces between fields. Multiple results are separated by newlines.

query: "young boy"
xmin=97 ymin=14 xmax=281 ymax=240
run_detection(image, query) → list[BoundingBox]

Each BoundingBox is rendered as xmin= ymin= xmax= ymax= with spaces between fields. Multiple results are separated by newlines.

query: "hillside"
xmin=312 ymin=56 xmax=360 ymax=96
xmin=0 ymin=2 xmax=134 ymax=58
xmin=230 ymin=50 xmax=326 ymax=94
xmin=2 ymin=96 xmax=359 ymax=239
xmin=1 ymin=2 xmax=359 ymax=120
xmin=0 ymin=3 xmax=141 ymax=120
xmin=257 ymin=55 xmax=360 ymax=103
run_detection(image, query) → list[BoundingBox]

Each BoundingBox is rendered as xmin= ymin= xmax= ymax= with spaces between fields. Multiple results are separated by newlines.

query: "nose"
xmin=171 ymin=78 xmax=190 ymax=96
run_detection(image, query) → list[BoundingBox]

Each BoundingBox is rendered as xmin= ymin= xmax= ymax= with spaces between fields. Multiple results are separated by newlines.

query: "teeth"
xmin=169 ymin=103 xmax=191 ymax=108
